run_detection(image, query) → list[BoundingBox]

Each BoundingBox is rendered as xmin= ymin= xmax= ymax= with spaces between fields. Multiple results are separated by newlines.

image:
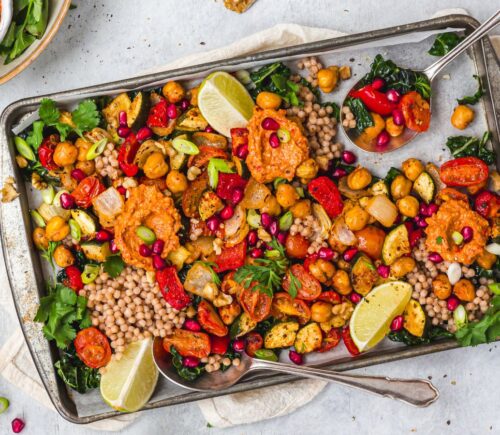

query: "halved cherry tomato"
xmin=63 ymin=265 xmax=83 ymax=291
xmin=157 ymin=266 xmax=191 ymax=310
xmin=188 ymin=146 xmax=228 ymax=168
xmin=317 ymin=290 xmax=341 ymax=305
xmin=163 ymin=329 xmax=210 ymax=359
xmin=38 ymin=134 xmax=59 ymax=170
xmin=237 ymin=284 xmax=272 ymax=322
xmin=308 ymin=176 xmax=344 ymax=219
xmin=245 ymin=332 xmax=263 ymax=357
xmin=72 ymin=176 xmax=105 ymax=208
xmin=214 ymin=240 xmax=247 ymax=273
xmin=282 ymin=264 xmax=322 ymax=301
xmin=342 ymin=326 xmax=360 ymax=356
xmin=440 ymin=157 xmax=489 ymax=187
xmin=318 ymin=328 xmax=342 ymax=353
xmin=210 ymin=335 xmax=230 ymax=355
xmin=146 ymin=98 xmax=168 ymax=128
xmin=474 ymin=190 xmax=500 ymax=219
xmin=271 ymin=292 xmax=311 ymax=325
xmin=74 ymin=327 xmax=111 ymax=369
xmin=285 ymin=233 xmax=310 ymax=259
xmin=197 ymin=300 xmax=228 ymax=337
xmin=399 ymin=91 xmax=431 ymax=132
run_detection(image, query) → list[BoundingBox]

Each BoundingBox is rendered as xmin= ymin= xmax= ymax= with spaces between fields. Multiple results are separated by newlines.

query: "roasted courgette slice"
xmin=294 ymin=322 xmax=322 ymax=354
xmin=102 ymin=93 xmax=132 ymax=129
xmin=230 ymin=312 xmax=257 ymax=338
xmin=128 ymin=92 xmax=150 ymax=129
xmin=413 ymin=171 xmax=435 ymax=204
xmin=351 ymin=254 xmax=379 ymax=296
xmin=382 ymin=224 xmax=411 ymax=265
xmin=264 ymin=321 xmax=299 ymax=349
xmin=81 ymin=242 xmax=111 ymax=262
xmin=403 ymin=300 xmax=426 ymax=337
xmin=175 ymin=107 xmax=208 ymax=132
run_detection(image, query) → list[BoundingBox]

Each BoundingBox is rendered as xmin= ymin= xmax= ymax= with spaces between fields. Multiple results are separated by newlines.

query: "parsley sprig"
xmin=455 ymin=295 xmax=500 ymax=346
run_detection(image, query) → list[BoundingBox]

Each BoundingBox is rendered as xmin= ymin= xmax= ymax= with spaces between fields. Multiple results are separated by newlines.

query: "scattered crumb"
xmin=451 ymin=380 xmax=456 ymax=385
xmin=427 ymin=375 xmax=432 ymax=380
xmin=442 ymin=74 xmax=451 ymax=80
xmin=446 ymin=420 xmax=451 ymax=425
xmin=443 ymin=374 xmax=448 ymax=378
xmin=410 ymin=429 xmax=417 ymax=432
xmin=1 ymin=176 xmax=19 ymax=203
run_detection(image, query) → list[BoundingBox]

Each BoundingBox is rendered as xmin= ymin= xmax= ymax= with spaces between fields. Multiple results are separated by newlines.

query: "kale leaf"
xmin=428 ymin=32 xmax=464 ymax=56
xmin=344 ymin=97 xmax=374 ymax=134
xmin=249 ymin=62 xmax=301 ymax=106
xmin=388 ymin=326 xmax=453 ymax=346
xmin=457 ymin=75 xmax=485 ymax=105
xmin=445 ymin=131 xmax=495 ymax=165
xmin=170 ymin=347 xmax=204 ymax=381
xmin=55 ymin=346 xmax=100 ymax=394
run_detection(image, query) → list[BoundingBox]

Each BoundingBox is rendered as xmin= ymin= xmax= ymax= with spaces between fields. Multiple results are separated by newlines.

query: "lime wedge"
xmin=198 ymin=71 xmax=255 ymax=136
xmin=349 ymin=281 xmax=412 ymax=352
xmin=100 ymin=338 xmax=158 ymax=412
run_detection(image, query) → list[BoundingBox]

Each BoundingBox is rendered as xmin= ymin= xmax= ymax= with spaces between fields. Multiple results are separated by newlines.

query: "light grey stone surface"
xmin=0 ymin=1 xmax=499 ymax=434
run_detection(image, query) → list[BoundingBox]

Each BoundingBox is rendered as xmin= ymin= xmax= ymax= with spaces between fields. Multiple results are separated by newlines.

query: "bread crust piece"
xmin=223 ymin=0 xmax=256 ymax=13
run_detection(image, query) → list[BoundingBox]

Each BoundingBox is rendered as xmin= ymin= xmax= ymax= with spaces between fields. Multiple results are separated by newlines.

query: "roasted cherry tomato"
xmin=271 ymin=292 xmax=311 ymax=325
xmin=197 ymin=300 xmax=228 ymax=337
xmin=63 ymin=265 xmax=83 ymax=291
xmin=237 ymin=284 xmax=272 ymax=322
xmin=399 ymin=91 xmax=431 ymax=132
xmin=157 ymin=266 xmax=191 ymax=310
xmin=317 ymin=290 xmax=342 ymax=305
xmin=163 ymin=329 xmax=211 ymax=359
xmin=439 ymin=157 xmax=489 ymax=187
xmin=285 ymin=233 xmax=310 ymax=259
xmin=210 ymin=334 xmax=230 ymax=355
xmin=118 ymin=133 xmax=140 ymax=177
xmin=146 ymin=99 xmax=169 ymax=128
xmin=38 ymin=134 xmax=59 ymax=170
xmin=71 ymin=176 xmax=105 ymax=208
xmin=230 ymin=127 xmax=249 ymax=154
xmin=308 ymin=176 xmax=344 ymax=218
xmin=214 ymin=240 xmax=247 ymax=273
xmin=216 ymin=173 xmax=248 ymax=202
xmin=342 ymin=326 xmax=360 ymax=356
xmin=474 ymin=190 xmax=500 ymax=219
xmin=318 ymin=328 xmax=342 ymax=353
xmin=74 ymin=327 xmax=112 ymax=369
xmin=282 ymin=264 xmax=322 ymax=301
xmin=303 ymin=253 xmax=319 ymax=272
xmin=187 ymin=146 xmax=228 ymax=168
xmin=245 ymin=332 xmax=263 ymax=357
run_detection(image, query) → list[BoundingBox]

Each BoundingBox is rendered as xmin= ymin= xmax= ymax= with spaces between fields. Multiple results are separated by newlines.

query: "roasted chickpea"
xmin=256 ymin=92 xmax=282 ymax=110
xmin=317 ymin=66 xmax=339 ymax=93
xmin=45 ymin=216 xmax=70 ymax=242
xmin=476 ymin=249 xmax=497 ymax=270
xmin=53 ymin=142 xmax=78 ymax=167
xmin=453 ymin=279 xmax=475 ymax=302
xmin=332 ymin=269 xmax=352 ymax=295
xmin=189 ymin=87 xmax=199 ymax=106
xmin=76 ymin=160 xmax=96 ymax=176
xmin=33 ymin=227 xmax=49 ymax=250
xmin=344 ymin=204 xmax=370 ymax=231
xmin=143 ymin=152 xmax=168 ymax=179
xmin=360 ymin=113 xmax=385 ymax=142
xmin=290 ymin=199 xmax=311 ymax=219
xmin=347 ymin=166 xmax=372 ymax=190
xmin=391 ymin=257 xmax=416 ymax=278
xmin=75 ymin=137 xmax=92 ymax=161
xmin=53 ymin=245 xmax=75 ymax=268
xmin=166 ymin=170 xmax=188 ymax=193
xmin=260 ymin=195 xmax=281 ymax=216
xmin=432 ymin=274 xmax=452 ymax=300
xmin=285 ymin=234 xmax=310 ymax=259
xmin=390 ymin=175 xmax=412 ymax=200
xmin=396 ymin=195 xmax=419 ymax=218
xmin=162 ymin=81 xmax=185 ymax=103
xmin=296 ymin=158 xmax=319 ymax=180
xmin=451 ymin=105 xmax=475 ymax=130
xmin=308 ymin=259 xmax=336 ymax=284
xmin=311 ymin=301 xmax=334 ymax=323
xmin=385 ymin=117 xmax=404 ymax=137
xmin=276 ymin=183 xmax=299 ymax=209
xmin=401 ymin=158 xmax=424 ymax=182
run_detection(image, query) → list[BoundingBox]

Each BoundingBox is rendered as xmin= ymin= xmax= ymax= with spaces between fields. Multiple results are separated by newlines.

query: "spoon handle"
xmin=424 ymin=9 xmax=500 ymax=80
xmin=251 ymin=359 xmax=439 ymax=407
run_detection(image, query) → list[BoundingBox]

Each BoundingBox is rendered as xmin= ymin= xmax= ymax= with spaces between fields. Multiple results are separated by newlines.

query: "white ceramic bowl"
xmin=0 ymin=0 xmax=14 ymax=44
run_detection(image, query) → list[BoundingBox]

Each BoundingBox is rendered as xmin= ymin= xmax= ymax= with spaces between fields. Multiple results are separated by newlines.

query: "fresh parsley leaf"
xmin=455 ymin=295 xmax=500 ymax=346
xmin=103 ymin=255 xmax=125 ymax=278
xmin=41 ymin=241 xmax=60 ymax=270
xmin=436 ymin=236 xmax=443 ymax=245
xmin=457 ymin=75 xmax=484 ymax=105
xmin=71 ymin=100 xmax=100 ymax=137
xmin=26 ymin=120 xmax=45 ymax=150
xmin=428 ymin=32 xmax=464 ymax=56
xmin=39 ymin=98 xmax=61 ymax=125
xmin=287 ymin=270 xmax=302 ymax=299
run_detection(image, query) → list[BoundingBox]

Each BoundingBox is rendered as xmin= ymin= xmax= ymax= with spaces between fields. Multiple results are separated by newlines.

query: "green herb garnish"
xmin=41 ymin=241 xmax=60 ymax=270
xmin=445 ymin=131 xmax=495 ymax=165
xmin=197 ymin=261 xmax=221 ymax=285
xmin=455 ymin=295 xmax=500 ymax=346
xmin=344 ymin=97 xmax=374 ymax=134
xmin=457 ymin=75 xmax=484 ymax=105
xmin=428 ymin=32 xmax=464 ymax=57
xmin=170 ymin=347 xmax=204 ymax=381
xmin=54 ymin=346 xmax=100 ymax=393
xmin=103 ymin=255 xmax=126 ymax=278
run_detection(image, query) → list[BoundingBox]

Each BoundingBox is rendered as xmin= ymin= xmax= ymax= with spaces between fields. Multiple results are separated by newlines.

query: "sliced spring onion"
xmin=81 ymin=264 xmax=100 ymax=284
xmin=207 ymin=158 xmax=233 ymax=189
xmin=254 ymin=349 xmax=278 ymax=362
xmin=277 ymin=128 xmax=291 ymax=143
xmin=53 ymin=190 xmax=69 ymax=208
xmin=488 ymin=282 xmax=500 ymax=295
xmin=235 ymin=70 xmax=252 ymax=85
xmin=30 ymin=210 xmax=46 ymax=228
xmin=136 ymin=225 xmax=156 ymax=244
xmin=71 ymin=210 xmax=96 ymax=236
xmin=453 ymin=305 xmax=468 ymax=330
xmin=246 ymin=209 xmax=261 ymax=228
xmin=172 ymin=138 xmax=199 ymax=155
xmin=0 ymin=397 xmax=9 ymax=414
xmin=69 ymin=218 xmax=82 ymax=242
xmin=14 ymin=136 xmax=35 ymax=161
xmin=41 ymin=185 xmax=55 ymax=205
xmin=446 ymin=262 xmax=462 ymax=286
xmin=296 ymin=186 xmax=305 ymax=198
xmin=86 ymin=138 xmax=108 ymax=160
xmin=278 ymin=211 xmax=293 ymax=231
xmin=451 ymin=231 xmax=464 ymax=245
xmin=273 ymin=177 xmax=286 ymax=190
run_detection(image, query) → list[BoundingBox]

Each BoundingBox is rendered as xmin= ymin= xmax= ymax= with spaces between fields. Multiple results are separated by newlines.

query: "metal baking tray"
xmin=1 ymin=14 xmax=499 ymax=424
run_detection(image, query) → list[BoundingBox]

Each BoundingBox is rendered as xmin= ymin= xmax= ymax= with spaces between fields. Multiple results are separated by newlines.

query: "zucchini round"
xmin=413 ymin=171 xmax=435 ymax=204
xmin=382 ymin=224 xmax=411 ymax=265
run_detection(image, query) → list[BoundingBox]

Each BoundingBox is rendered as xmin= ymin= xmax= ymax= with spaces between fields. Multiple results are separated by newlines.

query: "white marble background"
xmin=0 ymin=1 xmax=499 ymax=434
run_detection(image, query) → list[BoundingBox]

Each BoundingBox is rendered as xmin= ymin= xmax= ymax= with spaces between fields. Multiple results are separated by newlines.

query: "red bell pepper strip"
xmin=71 ymin=176 xmax=105 ymax=208
xmin=439 ymin=157 xmax=489 ymax=187
xmin=474 ymin=190 xmax=500 ymax=219
xmin=214 ymin=240 xmax=247 ymax=273
xmin=64 ymin=265 xmax=84 ymax=291
xmin=342 ymin=326 xmax=360 ymax=356
xmin=303 ymin=253 xmax=319 ymax=272
xmin=317 ymin=290 xmax=342 ymax=305
xmin=308 ymin=176 xmax=344 ymax=218
xmin=349 ymin=84 xmax=396 ymax=116
xmin=118 ymin=133 xmax=140 ymax=177
xmin=146 ymin=99 xmax=169 ymax=128
xmin=216 ymin=173 xmax=248 ymax=202
xmin=156 ymin=266 xmax=191 ymax=310
xmin=230 ymin=128 xmax=249 ymax=154
xmin=210 ymin=334 xmax=230 ymax=355
xmin=38 ymin=134 xmax=60 ymax=170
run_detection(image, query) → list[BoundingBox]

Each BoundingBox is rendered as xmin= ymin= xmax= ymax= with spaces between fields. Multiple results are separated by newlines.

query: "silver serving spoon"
xmin=340 ymin=9 xmax=500 ymax=153
xmin=152 ymin=337 xmax=439 ymax=407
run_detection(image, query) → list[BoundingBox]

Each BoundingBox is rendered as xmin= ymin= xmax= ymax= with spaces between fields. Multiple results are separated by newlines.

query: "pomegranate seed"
xmin=376 ymin=130 xmax=390 ymax=148
xmin=343 ymin=247 xmax=358 ymax=262
xmin=332 ymin=167 xmax=347 ymax=178
xmin=250 ymin=248 xmax=263 ymax=259
xmin=109 ymin=239 xmax=119 ymax=254
xmin=232 ymin=338 xmax=246 ymax=352
xmin=269 ymin=220 xmax=279 ymax=236
xmin=231 ymin=188 xmax=244 ymax=205
xmin=139 ymin=244 xmax=152 ymax=257
xmin=386 ymin=89 xmax=401 ymax=103
xmin=341 ymin=150 xmax=357 ymax=165
xmin=261 ymin=117 xmax=280 ymax=131
xmin=117 ymin=186 xmax=127 ymax=195
xmin=447 ymin=296 xmax=460 ymax=311
xmin=71 ymin=168 xmax=86 ymax=182
xmin=167 ymin=103 xmax=178 ymax=119
xmin=11 ymin=418 xmax=25 ymax=433
xmin=461 ymin=226 xmax=473 ymax=243
xmin=59 ymin=192 xmax=75 ymax=210
xmin=235 ymin=144 xmax=249 ymax=159
xmin=205 ymin=125 xmax=215 ymax=133
xmin=419 ymin=203 xmax=429 ymax=217
xmin=390 ymin=315 xmax=404 ymax=332
xmin=426 ymin=203 xmax=438 ymax=216
xmin=277 ymin=231 xmax=288 ymax=245
xmin=206 ymin=216 xmax=220 ymax=232
xmin=428 ymin=252 xmax=443 ymax=263
xmin=117 ymin=126 xmax=131 ymax=138
xmin=409 ymin=229 xmax=423 ymax=248
xmin=153 ymin=255 xmax=167 ymax=270
xmin=180 ymin=99 xmax=190 ymax=111
xmin=269 ymin=132 xmax=280 ymax=148
xmin=183 ymin=356 xmax=200 ymax=368
xmin=95 ymin=229 xmax=112 ymax=242
xmin=349 ymin=292 xmax=362 ymax=304
xmin=377 ymin=264 xmax=390 ymax=278
xmin=318 ymin=247 xmax=334 ymax=261
xmin=220 ymin=205 xmax=234 ymax=220
xmin=372 ymin=77 xmax=385 ymax=90
xmin=136 ymin=127 xmax=153 ymax=142
xmin=118 ymin=111 xmax=128 ymax=127
xmin=261 ymin=212 xmax=272 ymax=228
xmin=416 ymin=217 xmax=428 ymax=228
xmin=392 ymin=109 xmax=405 ymax=126
xmin=247 ymin=230 xmax=258 ymax=246
xmin=152 ymin=239 xmax=165 ymax=255
xmin=184 ymin=319 xmax=201 ymax=332
xmin=289 ymin=350 xmax=303 ymax=365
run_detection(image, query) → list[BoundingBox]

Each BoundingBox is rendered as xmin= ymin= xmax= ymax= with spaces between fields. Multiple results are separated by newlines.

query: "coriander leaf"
xmin=103 ymin=255 xmax=125 ymax=278
xmin=41 ymin=241 xmax=60 ymax=270
xmin=39 ymin=98 xmax=61 ymax=125
xmin=71 ymin=100 xmax=100 ymax=136
xmin=34 ymin=293 xmax=55 ymax=323
xmin=26 ymin=120 xmax=45 ymax=150
xmin=428 ymin=32 xmax=464 ymax=56
xmin=457 ymin=75 xmax=484 ymax=105
xmin=455 ymin=295 xmax=500 ymax=346
xmin=345 ymin=97 xmax=373 ymax=133
xmin=58 ymin=286 xmax=77 ymax=305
